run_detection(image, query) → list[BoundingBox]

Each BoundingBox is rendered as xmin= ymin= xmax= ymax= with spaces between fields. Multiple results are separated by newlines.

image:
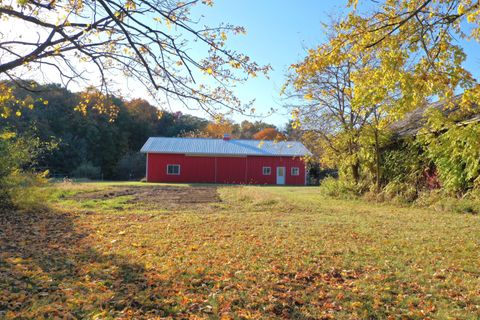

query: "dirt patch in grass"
xmin=71 ymin=185 xmax=221 ymax=210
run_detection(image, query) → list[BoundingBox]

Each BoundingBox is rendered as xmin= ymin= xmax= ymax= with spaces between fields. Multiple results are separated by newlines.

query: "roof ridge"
xmin=148 ymin=137 xmax=302 ymax=143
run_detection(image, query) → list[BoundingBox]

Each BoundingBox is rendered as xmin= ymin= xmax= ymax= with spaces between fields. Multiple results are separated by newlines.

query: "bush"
xmin=418 ymin=113 xmax=480 ymax=193
xmin=114 ymin=152 xmax=146 ymax=180
xmin=381 ymin=141 xmax=426 ymax=187
xmin=318 ymin=177 xmax=367 ymax=199
xmin=6 ymin=170 xmax=49 ymax=210
xmin=371 ymin=181 xmax=417 ymax=204
xmin=0 ymin=131 xmax=51 ymax=210
xmin=416 ymin=189 xmax=480 ymax=214
xmin=72 ymin=162 xmax=101 ymax=179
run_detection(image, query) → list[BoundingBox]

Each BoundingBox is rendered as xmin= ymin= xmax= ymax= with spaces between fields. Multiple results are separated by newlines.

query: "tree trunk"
xmin=351 ymin=161 xmax=360 ymax=183
xmin=374 ymin=128 xmax=381 ymax=191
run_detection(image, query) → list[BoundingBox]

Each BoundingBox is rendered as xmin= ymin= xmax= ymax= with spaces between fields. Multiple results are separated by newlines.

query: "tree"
xmin=348 ymin=0 xmax=480 ymax=51
xmin=339 ymin=0 xmax=480 ymax=192
xmin=340 ymin=0 xmax=479 ymax=115
xmin=284 ymin=120 xmax=302 ymax=141
xmin=285 ymin=28 xmax=386 ymax=184
xmin=202 ymin=119 xmax=236 ymax=138
xmin=155 ymin=112 xmax=209 ymax=137
xmin=287 ymin=1 xmax=480 ymax=193
xmin=238 ymin=120 xmax=276 ymax=139
xmin=0 ymin=0 xmax=270 ymax=118
xmin=252 ymin=127 xmax=285 ymax=141
xmin=123 ymin=98 xmax=161 ymax=150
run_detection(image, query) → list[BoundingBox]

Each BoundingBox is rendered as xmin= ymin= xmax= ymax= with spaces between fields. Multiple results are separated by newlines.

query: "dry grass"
xmin=1 ymin=182 xmax=479 ymax=319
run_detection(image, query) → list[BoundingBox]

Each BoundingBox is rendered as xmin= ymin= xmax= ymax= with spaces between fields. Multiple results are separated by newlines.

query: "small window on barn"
xmin=291 ymin=167 xmax=300 ymax=176
xmin=167 ymin=164 xmax=180 ymax=175
xmin=262 ymin=167 xmax=271 ymax=175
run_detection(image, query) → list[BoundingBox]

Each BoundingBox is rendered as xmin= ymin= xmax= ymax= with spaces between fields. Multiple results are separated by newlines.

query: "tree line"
xmin=0 ymin=81 xmax=290 ymax=181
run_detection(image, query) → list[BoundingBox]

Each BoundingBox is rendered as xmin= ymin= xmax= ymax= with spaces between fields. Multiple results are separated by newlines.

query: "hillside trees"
xmin=0 ymin=82 xmax=208 ymax=179
xmin=201 ymin=119 xmax=236 ymax=138
xmin=0 ymin=0 xmax=270 ymax=118
xmin=184 ymin=118 xmax=283 ymax=139
xmin=238 ymin=120 xmax=278 ymax=139
xmin=252 ymin=127 xmax=286 ymax=141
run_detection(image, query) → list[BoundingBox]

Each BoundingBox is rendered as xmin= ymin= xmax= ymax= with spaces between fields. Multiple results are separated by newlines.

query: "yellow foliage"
xmin=202 ymin=118 xmax=235 ymax=138
xmin=0 ymin=83 xmax=47 ymax=119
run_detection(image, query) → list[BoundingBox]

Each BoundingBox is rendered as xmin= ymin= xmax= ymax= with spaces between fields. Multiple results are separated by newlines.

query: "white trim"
xmin=146 ymin=153 xmax=149 ymax=182
xmin=262 ymin=166 xmax=271 ymax=175
xmin=304 ymin=165 xmax=307 ymax=185
xmin=166 ymin=164 xmax=181 ymax=175
xmin=291 ymin=167 xmax=300 ymax=176
xmin=276 ymin=167 xmax=286 ymax=185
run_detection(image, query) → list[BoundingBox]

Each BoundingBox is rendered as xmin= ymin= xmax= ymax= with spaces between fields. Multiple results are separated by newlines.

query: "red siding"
xmin=147 ymin=154 xmax=215 ymax=183
xmin=147 ymin=153 xmax=306 ymax=185
xmin=246 ymin=156 xmax=305 ymax=185
xmin=216 ymin=157 xmax=247 ymax=184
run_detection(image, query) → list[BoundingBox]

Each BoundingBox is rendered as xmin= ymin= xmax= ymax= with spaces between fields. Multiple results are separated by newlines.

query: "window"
xmin=291 ymin=167 xmax=300 ymax=176
xmin=262 ymin=167 xmax=271 ymax=175
xmin=167 ymin=164 xmax=180 ymax=175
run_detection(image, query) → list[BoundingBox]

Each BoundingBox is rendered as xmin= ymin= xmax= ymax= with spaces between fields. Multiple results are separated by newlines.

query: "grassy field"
xmin=1 ymin=182 xmax=480 ymax=319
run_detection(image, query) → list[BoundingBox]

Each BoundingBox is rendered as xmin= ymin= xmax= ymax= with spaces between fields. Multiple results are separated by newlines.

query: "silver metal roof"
xmin=389 ymin=94 xmax=479 ymax=137
xmin=140 ymin=137 xmax=311 ymax=157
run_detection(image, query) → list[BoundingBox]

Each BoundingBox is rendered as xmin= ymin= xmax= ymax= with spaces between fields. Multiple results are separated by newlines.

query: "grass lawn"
xmin=1 ymin=182 xmax=479 ymax=319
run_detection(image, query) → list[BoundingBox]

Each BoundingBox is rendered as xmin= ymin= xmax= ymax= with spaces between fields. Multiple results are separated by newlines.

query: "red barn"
xmin=140 ymin=136 xmax=311 ymax=185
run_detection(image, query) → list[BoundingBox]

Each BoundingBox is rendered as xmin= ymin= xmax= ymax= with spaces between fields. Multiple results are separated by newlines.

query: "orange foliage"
xmin=203 ymin=121 xmax=235 ymax=138
xmin=253 ymin=127 xmax=286 ymax=141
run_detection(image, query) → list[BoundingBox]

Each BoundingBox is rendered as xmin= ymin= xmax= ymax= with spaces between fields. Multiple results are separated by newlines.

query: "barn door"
xmin=276 ymin=167 xmax=285 ymax=185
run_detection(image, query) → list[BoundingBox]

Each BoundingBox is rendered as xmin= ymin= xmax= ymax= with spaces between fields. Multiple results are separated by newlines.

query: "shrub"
xmin=114 ymin=152 xmax=146 ymax=180
xmin=416 ymin=189 xmax=480 ymax=214
xmin=374 ymin=181 xmax=417 ymax=204
xmin=318 ymin=177 xmax=366 ymax=199
xmin=0 ymin=131 xmax=51 ymax=210
xmin=381 ymin=140 xmax=426 ymax=187
xmin=72 ymin=162 xmax=101 ymax=179
xmin=418 ymin=111 xmax=480 ymax=193
xmin=5 ymin=170 xmax=49 ymax=210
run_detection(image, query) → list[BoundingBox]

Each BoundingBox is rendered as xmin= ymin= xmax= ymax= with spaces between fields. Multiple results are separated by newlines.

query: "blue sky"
xmin=186 ymin=0 xmax=480 ymax=127
xmin=8 ymin=0 xmax=478 ymax=127
xmin=186 ymin=0 xmax=350 ymax=127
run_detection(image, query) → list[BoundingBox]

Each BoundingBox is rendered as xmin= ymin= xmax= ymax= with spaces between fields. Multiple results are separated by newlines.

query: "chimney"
xmin=223 ymin=134 xmax=231 ymax=141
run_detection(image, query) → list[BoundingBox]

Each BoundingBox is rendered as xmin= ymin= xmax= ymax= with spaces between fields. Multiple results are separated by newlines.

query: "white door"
xmin=276 ymin=167 xmax=285 ymax=185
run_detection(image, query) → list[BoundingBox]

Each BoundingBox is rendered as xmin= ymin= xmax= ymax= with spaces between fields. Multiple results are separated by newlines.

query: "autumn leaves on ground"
xmin=1 ymin=183 xmax=479 ymax=319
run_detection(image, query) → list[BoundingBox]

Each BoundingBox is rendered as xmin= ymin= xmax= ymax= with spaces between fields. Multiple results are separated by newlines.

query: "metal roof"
xmin=140 ymin=137 xmax=311 ymax=157
xmin=389 ymin=96 xmax=479 ymax=138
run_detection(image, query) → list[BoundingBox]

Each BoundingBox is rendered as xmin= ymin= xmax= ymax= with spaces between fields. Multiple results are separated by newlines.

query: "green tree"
xmin=0 ymin=81 xmax=210 ymax=179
